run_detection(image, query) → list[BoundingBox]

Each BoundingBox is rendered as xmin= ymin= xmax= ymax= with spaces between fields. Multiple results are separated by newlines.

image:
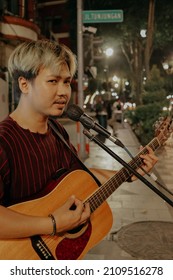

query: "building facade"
xmin=0 ymin=0 xmax=71 ymax=119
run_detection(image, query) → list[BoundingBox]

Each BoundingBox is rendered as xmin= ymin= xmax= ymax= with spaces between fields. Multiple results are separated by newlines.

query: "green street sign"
xmin=83 ymin=10 xmax=123 ymax=23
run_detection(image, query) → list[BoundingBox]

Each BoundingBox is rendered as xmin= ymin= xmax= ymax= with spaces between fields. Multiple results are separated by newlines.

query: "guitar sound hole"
xmin=67 ymin=224 xmax=84 ymax=234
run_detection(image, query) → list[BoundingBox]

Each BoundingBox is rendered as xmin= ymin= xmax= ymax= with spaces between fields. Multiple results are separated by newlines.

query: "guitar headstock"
xmin=154 ymin=116 xmax=173 ymax=145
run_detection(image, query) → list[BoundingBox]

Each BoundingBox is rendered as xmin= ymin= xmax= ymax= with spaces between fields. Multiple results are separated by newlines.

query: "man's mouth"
xmin=54 ymin=99 xmax=66 ymax=104
xmin=54 ymin=100 xmax=67 ymax=109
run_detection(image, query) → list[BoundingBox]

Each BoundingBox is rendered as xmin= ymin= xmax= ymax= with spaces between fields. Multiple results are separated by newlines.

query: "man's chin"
xmin=50 ymin=109 xmax=65 ymax=118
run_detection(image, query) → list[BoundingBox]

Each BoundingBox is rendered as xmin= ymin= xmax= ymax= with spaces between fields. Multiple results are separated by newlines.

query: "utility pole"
xmin=77 ymin=0 xmax=87 ymax=160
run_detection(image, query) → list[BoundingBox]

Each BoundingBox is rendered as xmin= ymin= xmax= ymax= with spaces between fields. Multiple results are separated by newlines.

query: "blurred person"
xmin=112 ymin=98 xmax=123 ymax=122
xmin=95 ymin=96 xmax=108 ymax=128
xmin=108 ymin=98 xmax=124 ymax=135
xmin=104 ymin=99 xmax=112 ymax=120
xmin=0 ymin=40 xmax=157 ymax=249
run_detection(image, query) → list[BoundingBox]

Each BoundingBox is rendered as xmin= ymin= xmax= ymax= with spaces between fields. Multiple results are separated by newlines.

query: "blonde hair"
xmin=8 ymin=40 xmax=77 ymax=95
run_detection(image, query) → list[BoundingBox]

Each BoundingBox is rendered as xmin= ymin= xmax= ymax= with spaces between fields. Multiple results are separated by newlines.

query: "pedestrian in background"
xmin=95 ymin=96 xmax=108 ymax=128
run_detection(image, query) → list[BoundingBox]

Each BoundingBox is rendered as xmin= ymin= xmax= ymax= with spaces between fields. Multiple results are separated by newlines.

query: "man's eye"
xmin=65 ymin=80 xmax=71 ymax=85
xmin=48 ymin=80 xmax=57 ymax=83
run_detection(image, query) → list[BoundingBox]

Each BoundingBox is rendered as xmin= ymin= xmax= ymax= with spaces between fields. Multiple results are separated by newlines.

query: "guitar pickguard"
xmin=56 ymin=222 xmax=92 ymax=260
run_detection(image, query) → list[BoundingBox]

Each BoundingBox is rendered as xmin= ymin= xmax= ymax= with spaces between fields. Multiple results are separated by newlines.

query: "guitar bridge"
xmin=30 ymin=235 xmax=55 ymax=260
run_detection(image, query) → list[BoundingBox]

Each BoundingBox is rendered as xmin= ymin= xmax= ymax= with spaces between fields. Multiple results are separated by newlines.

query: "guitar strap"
xmin=48 ymin=118 xmax=101 ymax=186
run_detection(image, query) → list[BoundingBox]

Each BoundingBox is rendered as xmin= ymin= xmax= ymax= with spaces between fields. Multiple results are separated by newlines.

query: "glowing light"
xmin=140 ymin=29 xmax=147 ymax=38
xmin=105 ymin=48 xmax=114 ymax=57
xmin=163 ymin=63 xmax=169 ymax=70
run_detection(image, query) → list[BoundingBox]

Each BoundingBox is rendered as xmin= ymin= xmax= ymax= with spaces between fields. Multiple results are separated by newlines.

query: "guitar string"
xmin=123 ymin=134 xmax=173 ymax=196
xmin=88 ymin=140 xmax=155 ymax=210
xmin=38 ymin=138 xmax=169 ymax=246
xmin=42 ymin=120 xmax=173 ymax=240
xmin=91 ymin=122 xmax=172 ymax=212
xmin=88 ymin=143 xmax=153 ymax=211
xmin=87 ymin=137 xmax=161 ymax=213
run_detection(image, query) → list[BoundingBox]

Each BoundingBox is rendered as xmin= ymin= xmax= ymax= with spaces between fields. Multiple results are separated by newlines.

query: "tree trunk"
xmin=145 ymin=0 xmax=155 ymax=79
xmin=122 ymin=38 xmax=143 ymax=105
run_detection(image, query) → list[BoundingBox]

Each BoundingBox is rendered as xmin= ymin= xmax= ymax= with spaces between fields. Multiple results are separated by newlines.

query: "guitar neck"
xmin=86 ymin=136 xmax=161 ymax=213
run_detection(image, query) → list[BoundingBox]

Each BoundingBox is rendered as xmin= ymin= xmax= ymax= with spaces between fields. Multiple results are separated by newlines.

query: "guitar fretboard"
xmin=85 ymin=137 xmax=160 ymax=213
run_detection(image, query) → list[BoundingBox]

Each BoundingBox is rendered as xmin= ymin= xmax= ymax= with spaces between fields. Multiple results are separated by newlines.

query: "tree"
xmin=142 ymin=65 xmax=167 ymax=105
xmin=126 ymin=65 xmax=169 ymax=145
xmin=69 ymin=0 xmax=173 ymax=105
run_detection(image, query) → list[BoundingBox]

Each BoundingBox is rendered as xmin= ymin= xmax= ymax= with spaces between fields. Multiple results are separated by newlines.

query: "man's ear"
xmin=18 ymin=76 xmax=29 ymax=94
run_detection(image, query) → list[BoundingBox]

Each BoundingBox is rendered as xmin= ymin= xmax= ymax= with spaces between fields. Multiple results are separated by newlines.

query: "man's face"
xmin=26 ymin=63 xmax=72 ymax=117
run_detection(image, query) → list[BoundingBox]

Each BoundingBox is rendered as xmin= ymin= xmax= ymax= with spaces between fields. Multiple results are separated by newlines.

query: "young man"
xmin=0 ymin=40 xmax=157 ymax=240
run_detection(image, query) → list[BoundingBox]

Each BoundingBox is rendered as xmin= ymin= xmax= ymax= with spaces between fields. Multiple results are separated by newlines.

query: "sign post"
xmin=77 ymin=0 xmax=87 ymax=160
xmin=77 ymin=8 xmax=123 ymax=159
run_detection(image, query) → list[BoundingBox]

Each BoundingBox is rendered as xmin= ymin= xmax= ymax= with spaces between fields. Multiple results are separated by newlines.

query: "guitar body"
xmin=0 ymin=170 xmax=113 ymax=260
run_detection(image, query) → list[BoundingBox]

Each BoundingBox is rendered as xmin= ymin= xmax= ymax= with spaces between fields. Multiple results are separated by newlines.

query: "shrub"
xmin=125 ymin=104 xmax=163 ymax=145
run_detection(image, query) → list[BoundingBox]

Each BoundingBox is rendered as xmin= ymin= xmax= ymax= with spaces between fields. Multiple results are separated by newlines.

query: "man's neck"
xmin=10 ymin=108 xmax=48 ymax=134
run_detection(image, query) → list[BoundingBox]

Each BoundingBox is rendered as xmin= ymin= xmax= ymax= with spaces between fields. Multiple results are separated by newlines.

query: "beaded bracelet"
xmin=48 ymin=214 xmax=56 ymax=236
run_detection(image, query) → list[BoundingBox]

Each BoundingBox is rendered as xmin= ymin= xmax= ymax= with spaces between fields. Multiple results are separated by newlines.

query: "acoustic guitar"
xmin=0 ymin=117 xmax=172 ymax=260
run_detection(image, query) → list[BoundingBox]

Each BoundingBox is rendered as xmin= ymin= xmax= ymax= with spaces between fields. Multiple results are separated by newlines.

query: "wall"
xmin=0 ymin=78 xmax=9 ymax=121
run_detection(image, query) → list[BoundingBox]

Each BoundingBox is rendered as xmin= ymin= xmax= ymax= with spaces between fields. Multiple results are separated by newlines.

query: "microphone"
xmin=66 ymin=104 xmax=125 ymax=148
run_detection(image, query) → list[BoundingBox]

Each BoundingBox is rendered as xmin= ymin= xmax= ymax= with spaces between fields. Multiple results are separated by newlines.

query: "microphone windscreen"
xmin=66 ymin=104 xmax=84 ymax=121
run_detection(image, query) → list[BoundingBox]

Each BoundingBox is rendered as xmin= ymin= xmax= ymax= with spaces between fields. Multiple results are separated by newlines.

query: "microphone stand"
xmin=83 ymin=129 xmax=173 ymax=208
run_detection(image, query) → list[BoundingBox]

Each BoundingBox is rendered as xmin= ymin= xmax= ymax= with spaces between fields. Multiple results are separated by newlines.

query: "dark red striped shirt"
xmin=0 ymin=116 xmax=82 ymax=206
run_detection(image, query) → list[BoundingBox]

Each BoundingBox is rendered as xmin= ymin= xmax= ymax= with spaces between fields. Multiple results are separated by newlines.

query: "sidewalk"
xmin=62 ymin=118 xmax=173 ymax=259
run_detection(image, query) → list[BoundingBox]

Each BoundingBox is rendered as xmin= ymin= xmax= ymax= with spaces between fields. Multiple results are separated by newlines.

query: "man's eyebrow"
xmin=47 ymin=75 xmax=72 ymax=79
xmin=65 ymin=76 xmax=72 ymax=80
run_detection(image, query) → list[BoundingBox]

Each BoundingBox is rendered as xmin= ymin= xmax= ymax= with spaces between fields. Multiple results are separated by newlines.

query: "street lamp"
xmin=105 ymin=47 xmax=114 ymax=57
xmin=83 ymin=26 xmax=97 ymax=34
